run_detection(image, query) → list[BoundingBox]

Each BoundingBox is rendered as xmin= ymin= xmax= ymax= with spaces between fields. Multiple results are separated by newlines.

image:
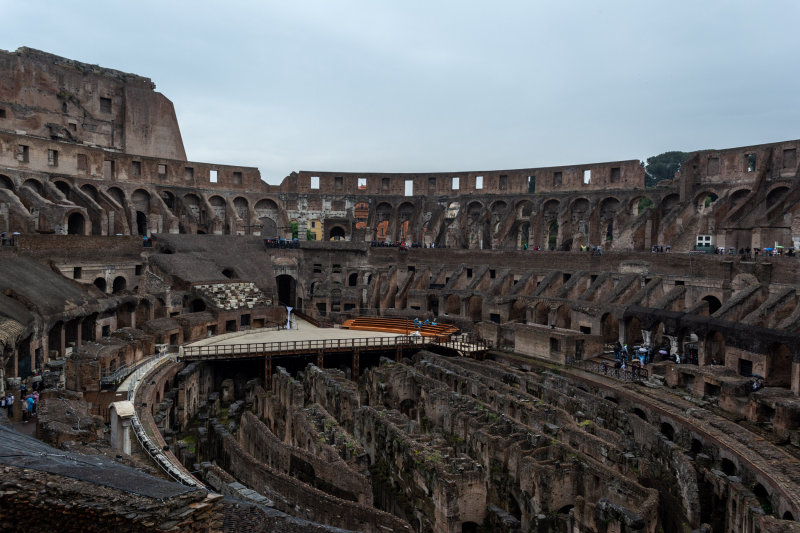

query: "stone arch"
xmin=728 ymin=188 xmax=751 ymax=207
xmin=208 ymin=195 xmax=226 ymax=220
xmin=67 ymin=211 xmax=86 ymax=235
xmin=160 ymin=190 xmax=176 ymax=211
xmin=701 ymin=295 xmax=722 ymax=315
xmin=694 ymin=190 xmax=719 ymax=210
xmin=766 ymin=185 xmax=790 ymax=206
xmin=467 ymin=296 xmax=482 ymax=321
xmin=660 ymin=421 xmax=675 ymax=441
xmin=233 ymin=196 xmax=249 ymax=220
xmin=329 ymin=226 xmax=346 ymax=240
xmin=599 ymin=196 xmax=621 ymax=218
xmin=93 ymin=277 xmax=107 ymax=293
xmin=112 ymin=276 xmax=127 ymax=294
xmin=446 ymin=202 xmax=460 ymax=219
xmin=660 ymin=193 xmax=680 ymax=213
xmin=22 ymin=179 xmax=43 ymax=196
xmin=348 ymin=273 xmax=359 ymax=287
xmin=490 ymin=200 xmax=507 ymax=213
xmin=554 ymin=305 xmax=571 ymax=329
xmin=107 ymin=186 xmax=125 ymax=206
xmin=0 ymin=174 xmax=14 ymax=191
xmin=516 ymin=199 xmax=533 ymax=218
xmin=375 ymin=202 xmax=393 ymax=222
xmin=53 ymin=179 xmax=72 ymax=200
xmin=131 ymin=189 xmax=151 ymax=211
xmin=630 ymin=195 xmax=654 ymax=215
xmin=183 ymin=193 xmax=202 ymax=223
xmin=80 ymin=183 xmax=99 ymax=202
xmin=445 ymin=294 xmax=460 ymax=315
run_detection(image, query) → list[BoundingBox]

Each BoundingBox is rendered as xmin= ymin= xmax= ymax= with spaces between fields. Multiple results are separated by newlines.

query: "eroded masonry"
xmin=1 ymin=47 xmax=800 ymax=532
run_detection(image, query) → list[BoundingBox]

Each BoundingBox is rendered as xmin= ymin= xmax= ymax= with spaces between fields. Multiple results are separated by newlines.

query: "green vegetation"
xmin=644 ymin=151 xmax=691 ymax=187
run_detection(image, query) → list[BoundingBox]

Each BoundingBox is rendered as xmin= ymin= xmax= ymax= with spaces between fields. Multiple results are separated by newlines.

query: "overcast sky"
xmin=3 ymin=1 xmax=799 ymax=184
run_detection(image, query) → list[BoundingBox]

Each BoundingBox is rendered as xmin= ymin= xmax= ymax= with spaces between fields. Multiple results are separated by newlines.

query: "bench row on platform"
xmin=341 ymin=316 xmax=458 ymax=337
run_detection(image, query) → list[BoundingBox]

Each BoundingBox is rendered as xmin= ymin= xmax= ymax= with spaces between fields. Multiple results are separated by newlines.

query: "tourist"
xmin=6 ymin=393 xmax=13 ymax=418
xmin=26 ymin=394 xmax=35 ymax=417
xmin=21 ymin=397 xmax=28 ymax=422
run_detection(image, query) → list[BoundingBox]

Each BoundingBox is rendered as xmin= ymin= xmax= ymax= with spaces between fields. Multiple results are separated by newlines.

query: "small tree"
xmin=645 ymin=151 xmax=690 ymax=187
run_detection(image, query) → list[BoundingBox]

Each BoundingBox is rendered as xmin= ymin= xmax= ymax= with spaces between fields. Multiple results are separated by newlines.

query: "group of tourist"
xmin=0 ymin=388 xmax=38 ymax=422
xmin=264 ymin=238 xmax=300 ymax=249
xmin=0 ymin=232 xmax=19 ymax=246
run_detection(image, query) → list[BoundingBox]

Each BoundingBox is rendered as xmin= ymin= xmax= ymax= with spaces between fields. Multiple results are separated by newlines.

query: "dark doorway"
xmin=276 ymin=274 xmax=297 ymax=307
xmin=67 ymin=212 xmax=85 ymax=235
xmin=136 ymin=211 xmax=148 ymax=236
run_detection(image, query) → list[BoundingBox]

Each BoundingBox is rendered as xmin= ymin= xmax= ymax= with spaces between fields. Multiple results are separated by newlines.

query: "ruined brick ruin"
xmin=1 ymin=46 xmax=800 ymax=532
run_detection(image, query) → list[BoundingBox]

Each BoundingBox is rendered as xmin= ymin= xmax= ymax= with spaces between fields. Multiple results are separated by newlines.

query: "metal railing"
xmin=567 ymin=358 xmax=649 ymax=382
xmin=181 ymin=333 xmax=491 ymax=360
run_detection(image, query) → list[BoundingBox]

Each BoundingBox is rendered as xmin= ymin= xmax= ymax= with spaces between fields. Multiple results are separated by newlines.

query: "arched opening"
xmin=348 ymin=273 xmax=358 ymax=287
xmin=547 ymin=220 xmax=558 ymax=250
xmin=112 ymin=276 xmax=127 ymax=294
xmin=136 ymin=211 xmax=148 ymax=236
xmin=0 ymin=175 xmax=14 ymax=191
xmin=22 ymin=179 xmax=43 ymax=196
xmin=601 ymin=313 xmax=619 ymax=344
xmin=720 ymin=458 xmax=738 ymax=476
xmin=190 ymin=299 xmax=206 ymax=312
xmin=690 ymin=438 xmax=703 ymax=456
xmin=54 ymin=180 xmax=72 ymax=200
xmin=632 ymin=408 xmax=648 ymax=421
xmin=767 ymin=186 xmax=790 ymax=206
xmin=660 ymin=193 xmax=680 ymax=213
xmin=329 ymin=226 xmax=346 ymax=241
xmin=77 ymin=185 xmax=98 ymax=204
xmin=107 ymin=187 xmax=125 ymax=206
xmin=260 ymin=217 xmax=278 ymax=238
xmin=209 ymin=195 xmax=226 ymax=220
xmin=468 ymin=296 xmax=482 ymax=321
xmin=67 ymin=212 xmax=85 ymax=235
xmin=701 ymin=295 xmax=722 ymax=315
xmin=534 ymin=303 xmax=550 ymax=325
xmin=276 ymin=274 xmax=297 ymax=307
xmin=233 ymin=197 xmax=249 ymax=221
xmin=222 ymin=268 xmax=236 ymax=279
xmin=632 ymin=196 xmax=653 ymax=215
xmin=461 ymin=522 xmax=480 ymax=533
xmin=783 ymin=511 xmax=794 ymax=521
xmin=445 ymin=294 xmax=461 ymax=315
xmin=161 ymin=191 xmax=176 ymax=212
xmin=698 ymin=191 xmax=719 ymax=210
xmin=753 ymin=483 xmax=773 ymax=516
xmin=660 ymin=422 xmax=675 ymax=442
xmin=554 ymin=305 xmax=571 ymax=329
xmin=93 ymin=278 xmax=107 ymax=293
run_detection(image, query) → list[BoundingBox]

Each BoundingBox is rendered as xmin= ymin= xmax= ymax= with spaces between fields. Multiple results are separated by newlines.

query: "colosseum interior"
xmin=1 ymin=47 xmax=800 ymax=532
